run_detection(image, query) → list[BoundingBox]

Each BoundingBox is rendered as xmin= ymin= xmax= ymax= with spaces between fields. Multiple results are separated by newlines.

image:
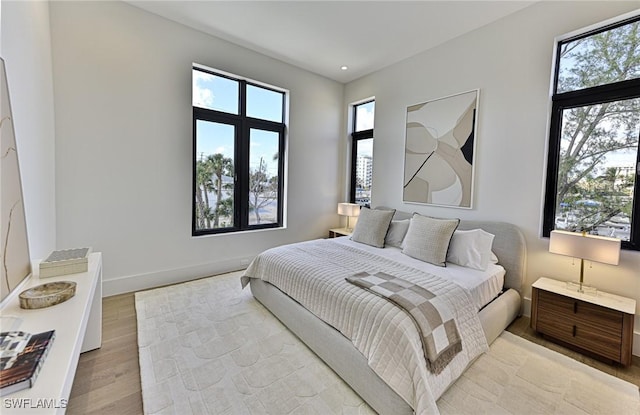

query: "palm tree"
xmin=195 ymin=153 xmax=234 ymax=230
xmin=195 ymin=157 xmax=213 ymax=229
xmin=206 ymin=153 xmax=234 ymax=228
xmin=600 ymin=167 xmax=619 ymax=193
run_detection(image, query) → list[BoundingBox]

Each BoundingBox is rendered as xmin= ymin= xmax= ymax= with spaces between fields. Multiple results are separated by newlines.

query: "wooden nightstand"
xmin=329 ymin=227 xmax=352 ymax=238
xmin=531 ymin=277 xmax=635 ymax=366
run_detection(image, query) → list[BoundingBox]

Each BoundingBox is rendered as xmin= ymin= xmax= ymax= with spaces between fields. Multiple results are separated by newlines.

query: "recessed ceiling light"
xmin=340 ymin=66 xmax=348 ymax=71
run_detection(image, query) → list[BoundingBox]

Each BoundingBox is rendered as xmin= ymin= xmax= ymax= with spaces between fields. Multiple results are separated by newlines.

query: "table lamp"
xmin=548 ymin=230 xmax=621 ymax=294
xmin=337 ymin=203 xmax=361 ymax=231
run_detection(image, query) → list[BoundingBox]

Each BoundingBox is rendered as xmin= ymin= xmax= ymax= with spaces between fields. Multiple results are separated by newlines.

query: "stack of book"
xmin=0 ymin=330 xmax=55 ymax=396
xmin=39 ymin=248 xmax=91 ymax=278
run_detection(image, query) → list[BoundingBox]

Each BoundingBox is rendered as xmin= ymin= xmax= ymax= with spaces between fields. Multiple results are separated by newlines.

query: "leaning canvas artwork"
xmin=403 ymin=89 xmax=479 ymax=208
xmin=1 ymin=57 xmax=32 ymax=303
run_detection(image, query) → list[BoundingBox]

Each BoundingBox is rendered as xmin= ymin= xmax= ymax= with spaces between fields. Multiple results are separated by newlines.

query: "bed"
xmin=241 ymin=209 xmax=526 ymax=414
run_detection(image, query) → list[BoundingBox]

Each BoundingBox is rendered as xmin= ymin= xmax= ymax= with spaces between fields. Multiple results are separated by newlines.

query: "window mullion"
xmin=542 ymin=103 xmax=564 ymax=237
xmin=553 ymin=78 xmax=640 ymax=107
xmin=627 ymin=132 xmax=640 ymax=250
xmin=350 ymin=136 xmax=358 ymax=203
xmin=238 ymin=82 xmax=249 ymax=230
xmin=238 ymin=126 xmax=253 ymax=231
xmin=278 ymin=127 xmax=285 ymax=225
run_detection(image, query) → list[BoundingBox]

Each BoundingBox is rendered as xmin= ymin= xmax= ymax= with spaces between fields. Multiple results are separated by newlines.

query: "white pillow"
xmin=385 ymin=219 xmax=410 ymax=248
xmin=402 ymin=214 xmax=459 ymax=267
xmin=447 ymin=229 xmax=495 ymax=271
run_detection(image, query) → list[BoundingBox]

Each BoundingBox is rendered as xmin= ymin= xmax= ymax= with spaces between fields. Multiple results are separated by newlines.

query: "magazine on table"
xmin=0 ymin=330 xmax=55 ymax=396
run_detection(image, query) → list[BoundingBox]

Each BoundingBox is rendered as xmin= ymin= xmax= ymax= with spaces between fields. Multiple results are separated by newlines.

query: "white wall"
xmin=344 ymin=1 xmax=640 ymax=354
xmin=48 ymin=1 xmax=344 ymax=295
xmin=1 ymin=1 xmax=57 ymax=262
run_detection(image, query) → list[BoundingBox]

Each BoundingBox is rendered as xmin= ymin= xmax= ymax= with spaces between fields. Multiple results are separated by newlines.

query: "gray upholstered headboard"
xmin=389 ymin=209 xmax=527 ymax=295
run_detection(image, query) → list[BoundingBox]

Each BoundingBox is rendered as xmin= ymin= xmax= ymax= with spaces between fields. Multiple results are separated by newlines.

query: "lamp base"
xmin=565 ymin=281 xmax=597 ymax=296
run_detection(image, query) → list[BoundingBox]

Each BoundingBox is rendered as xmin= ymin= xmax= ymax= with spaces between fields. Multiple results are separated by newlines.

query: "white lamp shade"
xmin=337 ymin=203 xmax=361 ymax=217
xmin=549 ymin=230 xmax=620 ymax=265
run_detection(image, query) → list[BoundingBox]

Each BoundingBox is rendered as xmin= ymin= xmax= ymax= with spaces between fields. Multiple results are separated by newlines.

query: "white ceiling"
xmin=127 ymin=1 xmax=535 ymax=83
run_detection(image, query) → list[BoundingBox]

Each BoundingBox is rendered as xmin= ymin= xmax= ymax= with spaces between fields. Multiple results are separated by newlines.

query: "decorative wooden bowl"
xmin=19 ymin=281 xmax=77 ymax=309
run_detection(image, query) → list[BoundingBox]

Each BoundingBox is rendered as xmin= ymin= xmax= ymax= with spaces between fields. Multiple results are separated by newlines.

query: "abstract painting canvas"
xmin=403 ymin=89 xmax=479 ymax=208
xmin=1 ymin=57 xmax=31 ymax=303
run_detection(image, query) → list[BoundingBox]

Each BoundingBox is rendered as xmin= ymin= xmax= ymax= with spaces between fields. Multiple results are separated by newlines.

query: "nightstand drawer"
xmin=537 ymin=290 xmax=623 ymax=337
xmin=535 ymin=316 xmax=623 ymax=362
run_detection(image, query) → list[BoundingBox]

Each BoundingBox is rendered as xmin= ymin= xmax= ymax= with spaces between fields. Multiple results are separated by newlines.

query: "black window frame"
xmin=542 ymin=15 xmax=640 ymax=251
xmin=192 ymin=66 xmax=286 ymax=236
xmin=350 ymin=100 xmax=374 ymax=206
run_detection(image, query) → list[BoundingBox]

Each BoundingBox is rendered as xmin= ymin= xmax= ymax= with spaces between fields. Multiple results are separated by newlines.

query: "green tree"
xmin=248 ymin=157 xmax=278 ymax=224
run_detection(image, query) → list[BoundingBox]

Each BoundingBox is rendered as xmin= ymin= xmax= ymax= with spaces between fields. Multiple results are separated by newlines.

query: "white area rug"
xmin=439 ymin=332 xmax=639 ymax=415
xmin=136 ymin=271 xmax=640 ymax=414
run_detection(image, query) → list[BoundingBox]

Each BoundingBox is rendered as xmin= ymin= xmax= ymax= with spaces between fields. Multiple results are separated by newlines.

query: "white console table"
xmin=0 ymin=252 xmax=102 ymax=414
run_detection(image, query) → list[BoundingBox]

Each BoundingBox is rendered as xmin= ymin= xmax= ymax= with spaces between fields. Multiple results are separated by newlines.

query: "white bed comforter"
xmin=241 ymin=238 xmax=488 ymax=414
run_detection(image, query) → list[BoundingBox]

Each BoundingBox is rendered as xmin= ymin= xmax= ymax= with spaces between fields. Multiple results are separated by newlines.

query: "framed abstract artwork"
xmin=403 ymin=89 xmax=479 ymax=208
xmin=1 ymin=57 xmax=32 ymax=304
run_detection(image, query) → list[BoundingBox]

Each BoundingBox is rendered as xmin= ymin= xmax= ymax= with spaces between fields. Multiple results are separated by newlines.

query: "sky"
xmin=355 ymin=101 xmax=375 ymax=157
xmin=193 ymin=69 xmax=281 ymax=175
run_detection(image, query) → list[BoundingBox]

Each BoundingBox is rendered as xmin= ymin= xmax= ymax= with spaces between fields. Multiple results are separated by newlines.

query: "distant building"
xmin=356 ymin=155 xmax=373 ymax=189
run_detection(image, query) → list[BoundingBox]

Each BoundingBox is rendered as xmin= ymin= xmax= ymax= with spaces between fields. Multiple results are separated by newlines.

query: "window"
xmin=543 ymin=15 xmax=640 ymax=250
xmin=192 ymin=66 xmax=286 ymax=235
xmin=351 ymin=100 xmax=375 ymax=207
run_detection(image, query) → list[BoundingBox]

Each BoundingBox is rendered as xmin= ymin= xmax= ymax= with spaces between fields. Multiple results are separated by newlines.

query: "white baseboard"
xmin=522 ymin=296 xmax=531 ymax=318
xmin=102 ymin=255 xmax=254 ymax=297
xmin=523 ymin=296 xmax=639 ymax=358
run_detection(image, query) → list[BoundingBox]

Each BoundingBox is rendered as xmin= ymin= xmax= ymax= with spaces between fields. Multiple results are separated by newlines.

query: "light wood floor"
xmin=67 ymin=293 xmax=640 ymax=414
xmin=67 ymin=294 xmax=142 ymax=414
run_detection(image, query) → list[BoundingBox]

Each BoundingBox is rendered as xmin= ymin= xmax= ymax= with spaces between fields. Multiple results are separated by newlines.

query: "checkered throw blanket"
xmin=346 ymin=271 xmax=462 ymax=374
